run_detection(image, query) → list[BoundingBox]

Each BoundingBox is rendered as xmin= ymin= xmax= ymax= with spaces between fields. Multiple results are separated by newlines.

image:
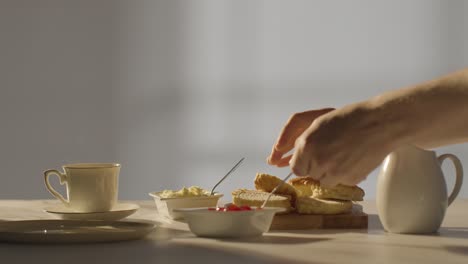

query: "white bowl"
xmin=149 ymin=192 xmax=223 ymax=220
xmin=173 ymin=207 xmax=285 ymax=238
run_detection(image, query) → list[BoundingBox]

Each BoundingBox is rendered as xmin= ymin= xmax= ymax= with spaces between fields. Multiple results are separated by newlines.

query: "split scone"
xmin=254 ymin=173 xmax=297 ymax=202
xmin=295 ymin=196 xmax=353 ymax=214
xmin=289 ymin=177 xmax=364 ymax=201
xmin=231 ymin=189 xmax=293 ymax=213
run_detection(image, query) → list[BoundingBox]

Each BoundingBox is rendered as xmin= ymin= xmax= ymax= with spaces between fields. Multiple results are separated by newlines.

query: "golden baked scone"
xmin=289 ymin=177 xmax=364 ymax=201
xmin=296 ymin=196 xmax=352 ymax=214
xmin=231 ymin=189 xmax=292 ymax=213
xmin=254 ymin=173 xmax=297 ymax=201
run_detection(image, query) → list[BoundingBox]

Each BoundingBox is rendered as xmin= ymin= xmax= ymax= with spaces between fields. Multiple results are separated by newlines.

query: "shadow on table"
xmin=0 ymin=224 xmax=331 ymax=263
xmin=153 ymin=226 xmax=332 ymax=245
xmin=367 ymin=214 xmax=384 ymax=231
xmin=215 ymin=235 xmax=331 ymax=244
xmin=385 ymin=227 xmax=468 ymax=240
xmin=443 ymin=245 xmax=468 ymax=256
xmin=268 ymin=213 xmax=383 ymax=236
xmin=0 ymin=238 xmax=315 ymax=264
xmin=436 ymin=227 xmax=468 ymax=239
xmin=150 ymin=226 xmax=193 ymax=240
xmin=363 ymin=214 xmax=468 ymax=239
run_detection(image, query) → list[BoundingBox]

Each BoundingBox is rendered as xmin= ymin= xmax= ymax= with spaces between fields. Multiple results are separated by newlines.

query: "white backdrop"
xmin=1 ymin=0 xmax=467 ymax=200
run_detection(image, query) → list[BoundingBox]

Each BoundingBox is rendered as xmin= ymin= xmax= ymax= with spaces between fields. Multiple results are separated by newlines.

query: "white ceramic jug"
xmin=377 ymin=145 xmax=463 ymax=234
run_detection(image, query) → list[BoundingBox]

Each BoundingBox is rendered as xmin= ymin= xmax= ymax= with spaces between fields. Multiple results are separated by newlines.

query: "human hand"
xmin=269 ymin=103 xmax=398 ymax=187
xmin=267 ymin=108 xmax=335 ymax=167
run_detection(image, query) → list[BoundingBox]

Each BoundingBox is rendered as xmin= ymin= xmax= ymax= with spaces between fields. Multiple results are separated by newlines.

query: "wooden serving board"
xmin=269 ymin=211 xmax=368 ymax=230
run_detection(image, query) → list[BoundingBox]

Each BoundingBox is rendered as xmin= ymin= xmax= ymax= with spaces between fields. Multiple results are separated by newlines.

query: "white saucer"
xmin=0 ymin=220 xmax=155 ymax=244
xmin=44 ymin=203 xmax=140 ymax=221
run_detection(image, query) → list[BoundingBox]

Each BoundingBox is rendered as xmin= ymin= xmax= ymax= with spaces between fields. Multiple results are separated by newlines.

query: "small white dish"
xmin=44 ymin=203 xmax=139 ymax=221
xmin=0 ymin=220 xmax=155 ymax=244
xmin=174 ymin=207 xmax=285 ymax=238
xmin=149 ymin=192 xmax=223 ymax=220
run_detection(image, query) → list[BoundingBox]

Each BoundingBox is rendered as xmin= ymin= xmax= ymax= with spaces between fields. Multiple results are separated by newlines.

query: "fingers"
xmin=289 ymin=136 xmax=325 ymax=179
xmin=268 ymin=108 xmax=335 ymax=165
xmin=319 ymin=175 xmax=339 ymax=188
xmin=275 ymin=108 xmax=335 ymax=154
xmin=275 ymin=154 xmax=293 ymax=167
xmin=268 ymin=119 xmax=307 ymax=165
xmin=289 ymin=152 xmax=310 ymax=176
xmin=267 ymin=145 xmax=285 ymax=165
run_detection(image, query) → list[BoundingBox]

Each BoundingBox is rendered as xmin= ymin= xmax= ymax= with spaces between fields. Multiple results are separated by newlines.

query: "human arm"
xmin=268 ymin=68 xmax=468 ymax=186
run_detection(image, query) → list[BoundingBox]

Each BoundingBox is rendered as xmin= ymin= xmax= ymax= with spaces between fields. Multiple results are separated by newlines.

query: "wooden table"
xmin=0 ymin=200 xmax=467 ymax=264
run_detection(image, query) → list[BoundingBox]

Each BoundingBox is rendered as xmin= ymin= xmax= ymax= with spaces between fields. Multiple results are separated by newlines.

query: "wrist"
xmin=364 ymin=97 xmax=414 ymax=151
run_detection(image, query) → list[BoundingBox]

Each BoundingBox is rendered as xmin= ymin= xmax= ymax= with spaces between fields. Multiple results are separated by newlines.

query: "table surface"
xmin=0 ymin=200 xmax=467 ymax=264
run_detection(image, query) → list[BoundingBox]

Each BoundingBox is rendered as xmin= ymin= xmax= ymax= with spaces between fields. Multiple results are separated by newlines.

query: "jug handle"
xmin=437 ymin=154 xmax=464 ymax=206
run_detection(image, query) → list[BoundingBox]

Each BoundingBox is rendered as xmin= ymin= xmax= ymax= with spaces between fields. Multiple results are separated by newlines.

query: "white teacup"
xmin=44 ymin=163 xmax=120 ymax=213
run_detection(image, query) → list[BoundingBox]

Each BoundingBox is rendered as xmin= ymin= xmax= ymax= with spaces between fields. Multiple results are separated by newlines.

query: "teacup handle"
xmin=437 ymin=154 xmax=464 ymax=206
xmin=44 ymin=169 xmax=70 ymax=207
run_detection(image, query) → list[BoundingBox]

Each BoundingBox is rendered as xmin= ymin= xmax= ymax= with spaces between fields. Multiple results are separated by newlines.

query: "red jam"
xmin=208 ymin=204 xmax=259 ymax=211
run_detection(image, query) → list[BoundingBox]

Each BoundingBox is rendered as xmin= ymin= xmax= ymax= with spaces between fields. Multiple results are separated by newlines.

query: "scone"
xmin=296 ymin=196 xmax=352 ymax=214
xmin=289 ymin=177 xmax=364 ymax=201
xmin=231 ymin=189 xmax=293 ymax=213
xmin=254 ymin=173 xmax=297 ymax=201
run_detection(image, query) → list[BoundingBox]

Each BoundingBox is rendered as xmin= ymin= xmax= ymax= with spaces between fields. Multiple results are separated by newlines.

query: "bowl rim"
xmin=148 ymin=191 xmax=223 ymax=201
xmin=173 ymin=206 xmax=286 ymax=214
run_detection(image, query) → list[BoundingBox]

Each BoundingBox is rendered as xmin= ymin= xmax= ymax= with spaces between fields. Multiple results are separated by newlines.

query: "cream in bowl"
xmin=173 ymin=205 xmax=285 ymax=238
xmin=158 ymin=186 xmax=211 ymax=198
xmin=149 ymin=186 xmax=223 ymax=220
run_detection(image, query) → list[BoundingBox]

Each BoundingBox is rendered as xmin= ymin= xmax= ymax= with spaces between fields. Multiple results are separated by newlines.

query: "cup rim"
xmin=63 ymin=163 xmax=121 ymax=169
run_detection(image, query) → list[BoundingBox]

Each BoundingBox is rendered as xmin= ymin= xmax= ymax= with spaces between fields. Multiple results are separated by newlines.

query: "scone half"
xmin=296 ymin=196 xmax=352 ymax=215
xmin=232 ymin=189 xmax=293 ymax=213
xmin=290 ymin=177 xmax=364 ymax=201
xmin=254 ymin=173 xmax=297 ymax=202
